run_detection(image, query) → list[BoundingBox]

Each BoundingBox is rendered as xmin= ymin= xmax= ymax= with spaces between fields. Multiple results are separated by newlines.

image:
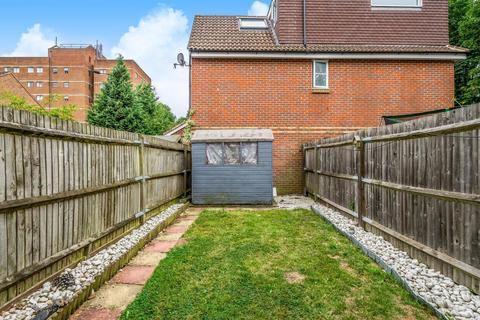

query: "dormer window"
xmin=268 ymin=0 xmax=278 ymax=26
xmin=239 ymin=18 xmax=268 ymax=30
xmin=372 ymin=0 xmax=421 ymax=7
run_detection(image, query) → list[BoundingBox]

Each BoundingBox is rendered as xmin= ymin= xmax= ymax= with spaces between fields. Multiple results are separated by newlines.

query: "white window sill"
xmin=371 ymin=6 xmax=422 ymax=10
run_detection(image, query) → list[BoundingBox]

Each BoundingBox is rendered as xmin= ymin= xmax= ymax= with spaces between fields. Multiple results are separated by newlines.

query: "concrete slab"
xmin=70 ymin=307 xmax=122 ymax=320
xmin=174 ymin=219 xmax=195 ymax=226
xmin=83 ymin=284 xmax=142 ymax=310
xmin=156 ymin=232 xmax=184 ymax=241
xmin=177 ymin=215 xmax=198 ymax=221
xmin=184 ymin=207 xmax=203 ymax=215
xmin=130 ymin=251 xmax=166 ymax=266
xmin=165 ymin=224 xmax=189 ymax=234
xmin=144 ymin=240 xmax=177 ymax=253
xmin=110 ymin=266 xmax=155 ymax=285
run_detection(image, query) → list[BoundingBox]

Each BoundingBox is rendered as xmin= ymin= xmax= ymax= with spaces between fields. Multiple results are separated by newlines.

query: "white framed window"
xmin=27 ymin=67 xmax=34 ymax=73
xmin=371 ymin=0 xmax=421 ymax=7
xmin=239 ymin=18 xmax=268 ymax=30
xmin=13 ymin=67 xmax=20 ymax=73
xmin=313 ymin=61 xmax=328 ymax=89
xmin=268 ymin=0 xmax=278 ymax=26
xmin=64 ymin=95 xmax=69 ymax=102
xmin=64 ymin=67 xmax=69 ymax=74
xmin=63 ymin=81 xmax=69 ymax=88
xmin=52 ymin=67 xmax=58 ymax=74
xmin=36 ymin=67 xmax=43 ymax=73
xmin=36 ymin=95 xmax=44 ymax=102
xmin=3 ymin=67 xmax=10 ymax=72
xmin=52 ymin=81 xmax=58 ymax=87
xmin=27 ymin=81 xmax=34 ymax=88
xmin=99 ymin=69 xmax=107 ymax=74
xmin=36 ymin=81 xmax=43 ymax=88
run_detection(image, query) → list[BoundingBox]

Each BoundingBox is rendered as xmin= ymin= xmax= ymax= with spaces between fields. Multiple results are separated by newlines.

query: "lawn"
xmin=121 ymin=208 xmax=435 ymax=320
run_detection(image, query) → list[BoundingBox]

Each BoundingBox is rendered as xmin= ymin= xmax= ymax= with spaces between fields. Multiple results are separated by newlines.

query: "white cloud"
xmin=111 ymin=8 xmax=190 ymax=117
xmin=5 ymin=24 xmax=54 ymax=57
xmin=248 ymin=1 xmax=269 ymax=16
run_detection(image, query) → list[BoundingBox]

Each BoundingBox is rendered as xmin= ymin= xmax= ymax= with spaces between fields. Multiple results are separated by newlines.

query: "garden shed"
xmin=191 ymin=129 xmax=274 ymax=205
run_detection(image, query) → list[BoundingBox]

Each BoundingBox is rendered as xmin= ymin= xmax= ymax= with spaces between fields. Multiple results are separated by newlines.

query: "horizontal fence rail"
xmin=0 ymin=106 xmax=191 ymax=308
xmin=304 ymin=103 xmax=480 ymax=293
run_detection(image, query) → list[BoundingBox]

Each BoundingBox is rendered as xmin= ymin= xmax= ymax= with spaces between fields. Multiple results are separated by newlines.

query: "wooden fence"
xmin=304 ymin=103 xmax=480 ymax=293
xmin=0 ymin=106 xmax=191 ymax=308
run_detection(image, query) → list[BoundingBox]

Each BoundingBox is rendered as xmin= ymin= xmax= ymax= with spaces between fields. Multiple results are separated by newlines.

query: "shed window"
xmin=242 ymin=142 xmax=258 ymax=165
xmin=224 ymin=143 xmax=241 ymax=165
xmin=206 ymin=143 xmax=223 ymax=165
xmin=206 ymin=142 xmax=258 ymax=165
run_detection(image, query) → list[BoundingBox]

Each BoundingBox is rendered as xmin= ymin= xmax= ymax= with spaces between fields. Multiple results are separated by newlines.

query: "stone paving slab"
xmin=144 ymin=240 xmax=178 ymax=253
xmin=130 ymin=251 xmax=166 ymax=266
xmin=69 ymin=207 xmax=202 ymax=320
xmin=83 ymin=284 xmax=142 ymax=310
xmin=70 ymin=307 xmax=122 ymax=320
xmin=156 ymin=232 xmax=184 ymax=241
xmin=111 ymin=266 xmax=156 ymax=285
xmin=165 ymin=224 xmax=189 ymax=234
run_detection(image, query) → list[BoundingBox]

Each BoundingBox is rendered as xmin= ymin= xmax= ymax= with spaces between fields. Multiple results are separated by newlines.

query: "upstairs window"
xmin=52 ymin=81 xmax=58 ymax=87
xmin=313 ymin=61 xmax=328 ymax=89
xmin=372 ymin=0 xmax=421 ymax=7
xmin=36 ymin=81 xmax=43 ymax=88
xmin=27 ymin=67 xmax=34 ymax=73
xmin=36 ymin=67 xmax=43 ymax=73
xmin=52 ymin=68 xmax=58 ymax=74
xmin=268 ymin=0 xmax=278 ymax=26
xmin=63 ymin=81 xmax=69 ymax=88
xmin=13 ymin=67 xmax=20 ymax=73
xmin=64 ymin=67 xmax=69 ymax=74
xmin=206 ymin=142 xmax=258 ymax=165
xmin=239 ymin=18 xmax=268 ymax=30
xmin=27 ymin=81 xmax=34 ymax=88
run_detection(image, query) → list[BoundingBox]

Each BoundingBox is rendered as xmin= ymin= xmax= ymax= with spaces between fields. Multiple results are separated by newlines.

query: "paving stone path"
xmin=69 ymin=207 xmax=202 ymax=320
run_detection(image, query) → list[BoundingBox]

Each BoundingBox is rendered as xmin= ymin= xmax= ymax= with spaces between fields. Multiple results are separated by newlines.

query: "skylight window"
xmin=239 ymin=18 xmax=267 ymax=30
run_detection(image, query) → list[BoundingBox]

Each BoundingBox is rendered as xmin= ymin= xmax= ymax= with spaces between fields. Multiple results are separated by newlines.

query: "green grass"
xmin=121 ymin=209 xmax=435 ymax=320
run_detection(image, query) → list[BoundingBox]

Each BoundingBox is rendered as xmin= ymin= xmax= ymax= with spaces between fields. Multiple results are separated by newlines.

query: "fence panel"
xmin=0 ymin=106 xmax=191 ymax=308
xmin=304 ymin=103 xmax=480 ymax=293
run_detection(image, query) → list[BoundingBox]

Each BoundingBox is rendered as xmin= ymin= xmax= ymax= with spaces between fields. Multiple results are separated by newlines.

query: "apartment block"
xmin=0 ymin=44 xmax=151 ymax=122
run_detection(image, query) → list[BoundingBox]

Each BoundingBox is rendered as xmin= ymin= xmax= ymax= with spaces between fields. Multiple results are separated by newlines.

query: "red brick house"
xmin=188 ymin=0 xmax=467 ymax=195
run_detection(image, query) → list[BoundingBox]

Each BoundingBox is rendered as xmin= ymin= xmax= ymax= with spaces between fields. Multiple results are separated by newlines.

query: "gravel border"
xmin=312 ymin=203 xmax=480 ymax=320
xmin=0 ymin=203 xmax=185 ymax=320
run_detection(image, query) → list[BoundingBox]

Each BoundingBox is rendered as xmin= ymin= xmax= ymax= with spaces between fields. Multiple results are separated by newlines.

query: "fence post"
xmin=314 ymin=144 xmax=319 ymax=201
xmin=183 ymin=145 xmax=188 ymax=198
xmin=139 ymin=134 xmax=146 ymax=224
xmin=354 ymin=135 xmax=365 ymax=229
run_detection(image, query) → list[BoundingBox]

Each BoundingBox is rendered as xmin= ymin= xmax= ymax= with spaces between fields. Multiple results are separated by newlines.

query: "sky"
xmin=0 ymin=0 xmax=271 ymax=117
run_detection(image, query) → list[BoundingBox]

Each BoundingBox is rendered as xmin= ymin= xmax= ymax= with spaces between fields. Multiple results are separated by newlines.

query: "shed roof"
xmin=192 ymin=129 xmax=274 ymax=142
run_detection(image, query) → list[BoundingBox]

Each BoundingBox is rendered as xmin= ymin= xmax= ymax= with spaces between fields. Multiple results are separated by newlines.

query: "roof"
xmin=0 ymin=72 xmax=41 ymax=107
xmin=188 ymin=16 xmax=469 ymax=54
xmin=192 ymin=129 xmax=274 ymax=142
xmin=164 ymin=122 xmax=186 ymax=136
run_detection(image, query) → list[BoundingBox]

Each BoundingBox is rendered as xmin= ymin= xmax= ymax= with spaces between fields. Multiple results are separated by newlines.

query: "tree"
xmin=134 ymin=83 xmax=176 ymax=135
xmin=450 ymin=0 xmax=480 ymax=104
xmin=87 ymin=57 xmax=145 ymax=132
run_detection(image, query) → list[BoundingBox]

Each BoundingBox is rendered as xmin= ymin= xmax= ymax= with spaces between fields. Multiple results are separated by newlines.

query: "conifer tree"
xmin=87 ymin=57 xmax=145 ymax=132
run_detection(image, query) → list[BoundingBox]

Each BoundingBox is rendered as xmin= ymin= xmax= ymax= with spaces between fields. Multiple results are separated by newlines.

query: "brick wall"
xmin=191 ymin=58 xmax=455 ymax=194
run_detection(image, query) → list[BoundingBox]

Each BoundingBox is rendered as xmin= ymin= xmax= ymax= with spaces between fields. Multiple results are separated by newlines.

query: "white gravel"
xmin=0 ymin=203 xmax=184 ymax=320
xmin=312 ymin=203 xmax=480 ymax=320
xmin=275 ymin=195 xmax=315 ymax=209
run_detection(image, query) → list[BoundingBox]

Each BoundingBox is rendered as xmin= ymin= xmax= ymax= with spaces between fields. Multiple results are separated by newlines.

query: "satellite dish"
xmin=177 ymin=53 xmax=185 ymax=66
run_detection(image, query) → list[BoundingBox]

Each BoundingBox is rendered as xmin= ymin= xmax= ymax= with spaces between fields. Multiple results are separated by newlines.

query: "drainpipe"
xmin=303 ymin=0 xmax=307 ymax=47
xmin=188 ymin=51 xmax=192 ymax=115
